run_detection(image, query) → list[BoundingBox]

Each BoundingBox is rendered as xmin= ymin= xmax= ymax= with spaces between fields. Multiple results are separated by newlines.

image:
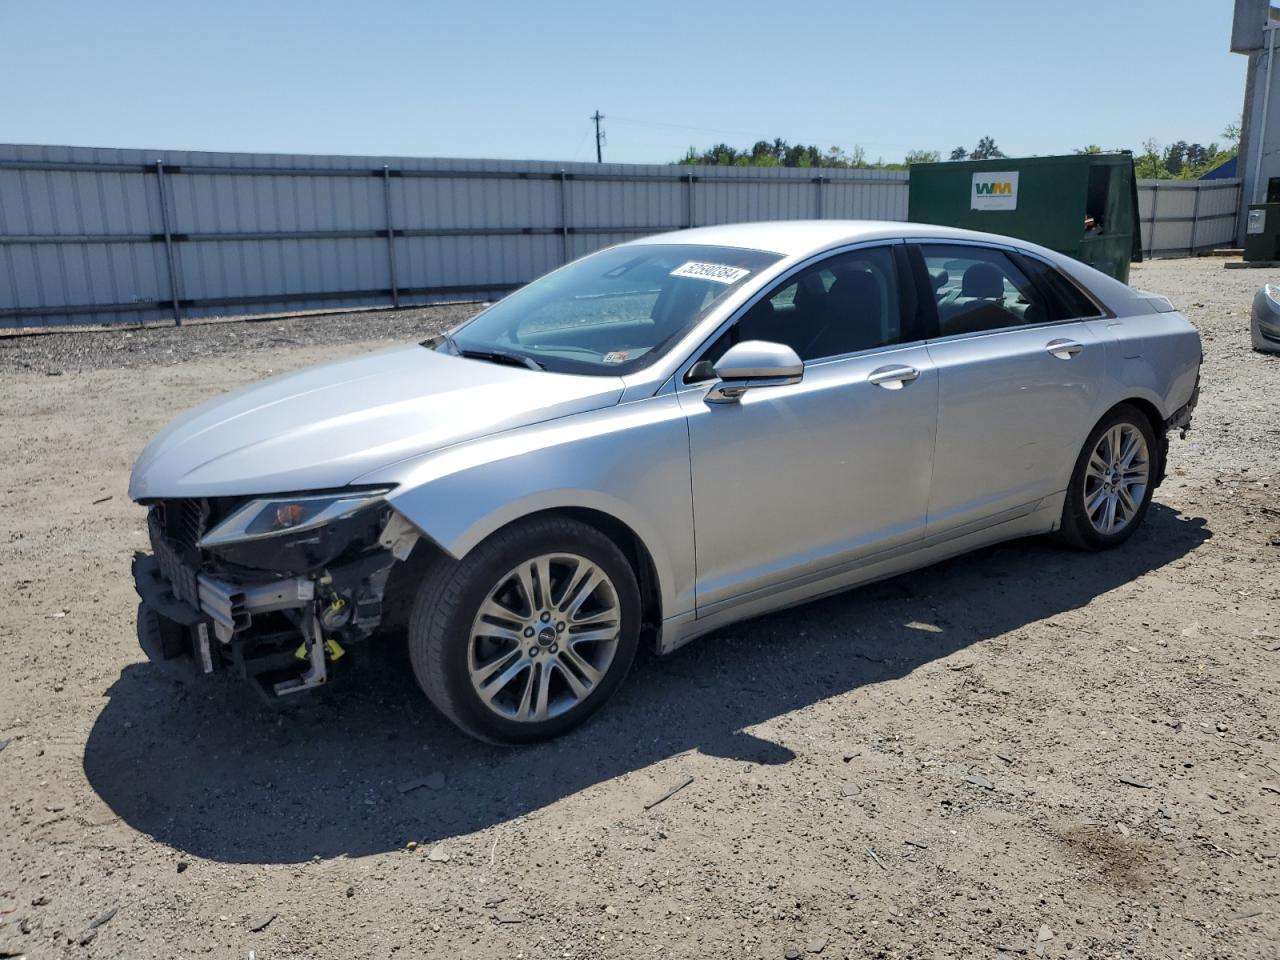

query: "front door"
xmin=679 ymin=245 xmax=939 ymax=615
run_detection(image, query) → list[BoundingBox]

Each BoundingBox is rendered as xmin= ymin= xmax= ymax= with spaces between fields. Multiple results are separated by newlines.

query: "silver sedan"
xmin=129 ymin=221 xmax=1201 ymax=742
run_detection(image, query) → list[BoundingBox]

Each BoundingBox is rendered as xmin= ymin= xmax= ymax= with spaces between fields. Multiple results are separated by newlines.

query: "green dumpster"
xmin=907 ymin=153 xmax=1142 ymax=283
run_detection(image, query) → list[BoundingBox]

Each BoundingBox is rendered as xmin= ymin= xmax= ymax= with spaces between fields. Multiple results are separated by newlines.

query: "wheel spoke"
xmin=513 ymin=563 xmax=537 ymax=617
xmin=1103 ymin=493 xmax=1118 ymax=533
xmin=471 ymin=647 xmax=522 ymax=686
xmin=533 ymin=555 xmax=555 ymax=609
xmin=567 ymin=626 xmax=618 ymax=645
xmin=478 ymin=598 xmax=525 ymax=628
xmin=1117 ymin=483 xmax=1139 ymax=516
xmin=1118 ymin=429 xmax=1142 ymax=469
xmin=562 ymin=565 xmax=605 ymax=619
xmin=473 ymin=622 xmax=525 ymax=643
xmin=560 ymin=644 xmax=604 ymax=687
xmin=553 ymin=659 xmax=590 ymax=699
xmin=515 ymin=661 xmax=536 ymax=718
xmin=477 ymin=655 xmax=530 ymax=705
xmin=568 ymin=607 xmax=618 ymax=627
xmin=1108 ymin=426 xmax=1124 ymax=466
xmin=1086 ymin=453 xmax=1108 ymax=481
xmin=533 ymin=659 xmax=553 ymax=721
xmin=1085 ymin=485 xmax=1109 ymax=516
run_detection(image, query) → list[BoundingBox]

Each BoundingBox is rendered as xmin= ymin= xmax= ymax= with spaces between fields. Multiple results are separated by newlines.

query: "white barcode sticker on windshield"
xmin=670 ymin=261 xmax=750 ymax=285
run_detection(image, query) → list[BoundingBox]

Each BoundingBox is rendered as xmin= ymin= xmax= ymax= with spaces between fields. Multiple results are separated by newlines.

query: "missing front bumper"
xmin=132 ymin=552 xmax=325 ymax=699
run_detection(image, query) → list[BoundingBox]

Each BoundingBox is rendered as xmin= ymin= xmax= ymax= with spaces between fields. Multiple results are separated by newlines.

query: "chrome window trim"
xmin=921 ymin=315 xmax=1096 ymax=347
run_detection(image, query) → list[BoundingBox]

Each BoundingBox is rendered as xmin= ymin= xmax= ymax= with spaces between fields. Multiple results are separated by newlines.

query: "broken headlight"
xmin=197 ymin=489 xmax=393 ymax=574
xmin=200 ymin=489 xmax=391 ymax=547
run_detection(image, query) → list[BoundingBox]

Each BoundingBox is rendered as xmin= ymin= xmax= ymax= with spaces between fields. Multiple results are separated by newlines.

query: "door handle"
xmin=867 ymin=364 xmax=919 ymax=389
xmin=1046 ymin=338 xmax=1083 ymax=360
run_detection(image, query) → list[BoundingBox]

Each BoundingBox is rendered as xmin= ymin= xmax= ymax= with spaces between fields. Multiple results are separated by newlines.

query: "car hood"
xmin=128 ymin=344 xmax=624 ymax=499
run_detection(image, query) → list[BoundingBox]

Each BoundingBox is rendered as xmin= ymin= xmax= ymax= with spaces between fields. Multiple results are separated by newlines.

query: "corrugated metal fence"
xmin=0 ymin=144 xmax=907 ymax=329
xmin=0 ymin=143 xmax=1243 ymax=330
xmin=1137 ymin=178 xmax=1241 ymax=258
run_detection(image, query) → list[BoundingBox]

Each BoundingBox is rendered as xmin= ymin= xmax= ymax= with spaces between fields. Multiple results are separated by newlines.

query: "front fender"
xmin=355 ymin=393 xmax=696 ymax=620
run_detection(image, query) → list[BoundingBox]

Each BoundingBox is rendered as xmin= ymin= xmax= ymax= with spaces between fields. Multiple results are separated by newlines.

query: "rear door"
xmin=911 ymin=242 xmax=1108 ymax=538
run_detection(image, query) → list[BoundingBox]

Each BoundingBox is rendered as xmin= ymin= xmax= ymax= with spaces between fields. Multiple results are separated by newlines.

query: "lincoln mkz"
xmin=130 ymin=222 xmax=1201 ymax=742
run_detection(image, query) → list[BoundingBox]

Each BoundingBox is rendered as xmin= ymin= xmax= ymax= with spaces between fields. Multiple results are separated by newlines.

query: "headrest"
xmin=961 ymin=263 xmax=1004 ymax=299
xmin=827 ymin=270 xmax=883 ymax=316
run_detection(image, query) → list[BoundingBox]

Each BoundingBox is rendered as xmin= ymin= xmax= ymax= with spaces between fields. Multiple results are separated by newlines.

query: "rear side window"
xmin=1015 ymin=253 xmax=1105 ymax=319
xmin=918 ymin=244 xmax=1052 ymax=337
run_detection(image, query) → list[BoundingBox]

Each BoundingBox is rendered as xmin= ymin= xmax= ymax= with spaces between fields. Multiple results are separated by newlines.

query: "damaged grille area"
xmin=147 ymin=509 xmax=201 ymax=608
xmin=155 ymin=498 xmax=209 ymax=550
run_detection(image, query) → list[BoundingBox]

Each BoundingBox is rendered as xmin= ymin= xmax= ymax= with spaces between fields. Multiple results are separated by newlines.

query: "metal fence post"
xmin=686 ymin=172 xmax=695 ymax=228
xmin=814 ymin=175 xmax=825 ymax=218
xmin=559 ymin=170 xmax=571 ymax=264
xmin=153 ymin=160 xmax=182 ymax=325
xmin=1147 ymin=183 xmax=1159 ymax=259
xmin=1188 ymin=183 xmax=1202 ymax=256
xmin=381 ymin=165 xmax=400 ymax=308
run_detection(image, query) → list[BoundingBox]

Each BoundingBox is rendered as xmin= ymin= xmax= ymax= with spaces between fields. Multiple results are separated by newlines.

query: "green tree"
xmin=1075 ymin=144 xmax=1103 ymax=154
xmin=970 ymin=136 xmax=1005 ymax=160
xmin=1133 ymin=134 xmax=1236 ymax=179
xmin=904 ymin=149 xmax=941 ymax=165
xmin=678 ymin=138 xmax=896 ymax=169
xmin=1134 ymin=138 xmax=1168 ymax=179
xmin=946 ymin=138 xmax=1005 ymax=160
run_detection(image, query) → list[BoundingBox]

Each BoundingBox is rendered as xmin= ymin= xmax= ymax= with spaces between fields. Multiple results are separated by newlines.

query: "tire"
xmin=1057 ymin=404 xmax=1158 ymax=551
xmin=407 ymin=516 xmax=641 ymax=744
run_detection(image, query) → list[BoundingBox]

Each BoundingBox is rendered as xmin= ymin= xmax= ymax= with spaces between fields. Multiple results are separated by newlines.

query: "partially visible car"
xmin=129 ymin=221 xmax=1202 ymax=743
xmin=1251 ymin=283 xmax=1280 ymax=353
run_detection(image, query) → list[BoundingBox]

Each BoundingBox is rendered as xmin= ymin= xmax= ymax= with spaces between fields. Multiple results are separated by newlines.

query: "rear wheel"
xmin=408 ymin=517 xmax=640 ymax=743
xmin=1058 ymin=404 xmax=1157 ymax=550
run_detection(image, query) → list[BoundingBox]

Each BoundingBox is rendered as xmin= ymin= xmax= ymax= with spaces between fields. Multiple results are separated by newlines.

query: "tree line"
xmin=677 ymin=126 xmax=1239 ymax=179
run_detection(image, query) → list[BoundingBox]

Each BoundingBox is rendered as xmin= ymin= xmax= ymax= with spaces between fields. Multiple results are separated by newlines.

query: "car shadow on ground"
xmin=83 ymin=503 xmax=1209 ymax=864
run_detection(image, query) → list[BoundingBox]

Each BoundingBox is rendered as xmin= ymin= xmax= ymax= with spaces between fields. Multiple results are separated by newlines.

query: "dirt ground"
xmin=1 ymin=257 xmax=1278 ymax=960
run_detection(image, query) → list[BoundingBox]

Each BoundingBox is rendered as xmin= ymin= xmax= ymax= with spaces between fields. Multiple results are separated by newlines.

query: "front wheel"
xmin=1057 ymin=404 xmax=1157 ymax=550
xmin=408 ymin=517 xmax=641 ymax=743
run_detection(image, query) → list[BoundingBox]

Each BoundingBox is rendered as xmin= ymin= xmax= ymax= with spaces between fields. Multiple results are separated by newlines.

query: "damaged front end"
xmin=132 ymin=489 xmax=421 ymax=701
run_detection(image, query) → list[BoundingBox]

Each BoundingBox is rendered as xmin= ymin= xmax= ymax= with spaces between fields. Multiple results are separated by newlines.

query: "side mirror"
xmin=705 ymin=340 xmax=804 ymax=404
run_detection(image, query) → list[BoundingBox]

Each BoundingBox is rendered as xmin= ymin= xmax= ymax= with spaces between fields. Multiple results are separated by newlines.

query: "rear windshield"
xmin=439 ymin=243 xmax=780 ymax=375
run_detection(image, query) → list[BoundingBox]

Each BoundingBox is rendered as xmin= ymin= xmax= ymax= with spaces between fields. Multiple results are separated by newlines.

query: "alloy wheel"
xmin=467 ymin=553 xmax=621 ymax=723
xmin=1082 ymin=423 xmax=1150 ymax=536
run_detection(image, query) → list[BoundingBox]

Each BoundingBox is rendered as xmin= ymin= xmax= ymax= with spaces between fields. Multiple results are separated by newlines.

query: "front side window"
xmin=919 ymin=244 xmax=1052 ymax=337
xmin=695 ymin=245 xmax=906 ymax=369
xmin=440 ymin=244 xmax=779 ymax=376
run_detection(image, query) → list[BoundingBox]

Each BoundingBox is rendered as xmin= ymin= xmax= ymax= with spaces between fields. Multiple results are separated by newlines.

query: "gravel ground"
xmin=1 ymin=258 xmax=1278 ymax=960
xmin=0 ymin=303 xmax=475 ymax=376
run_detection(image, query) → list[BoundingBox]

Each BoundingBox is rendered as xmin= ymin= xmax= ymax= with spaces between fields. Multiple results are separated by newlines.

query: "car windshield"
xmin=436 ymin=243 xmax=781 ymax=375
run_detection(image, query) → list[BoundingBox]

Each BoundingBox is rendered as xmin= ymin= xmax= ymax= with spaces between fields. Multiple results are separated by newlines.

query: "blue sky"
xmin=0 ymin=0 xmax=1245 ymax=164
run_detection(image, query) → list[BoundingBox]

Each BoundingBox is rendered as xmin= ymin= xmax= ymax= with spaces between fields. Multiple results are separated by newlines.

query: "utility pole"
xmin=590 ymin=110 xmax=605 ymax=163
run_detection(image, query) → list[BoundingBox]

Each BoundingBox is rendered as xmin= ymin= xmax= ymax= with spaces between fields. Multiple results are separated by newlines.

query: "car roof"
xmin=624 ymin=218 xmax=1149 ymax=321
xmin=627 ymin=219 xmax=1045 ymax=259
